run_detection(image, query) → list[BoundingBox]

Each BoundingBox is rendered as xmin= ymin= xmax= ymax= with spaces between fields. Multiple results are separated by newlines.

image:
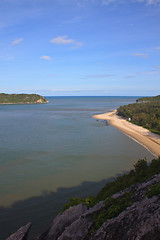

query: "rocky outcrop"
xmin=6 ymin=222 xmax=32 ymax=240
xmin=6 ymin=174 xmax=160 ymax=240
xmin=112 ymin=173 xmax=160 ymax=201
xmin=45 ymin=203 xmax=88 ymax=240
xmin=57 ymin=201 xmax=105 ymax=240
xmin=90 ymin=196 xmax=160 ymax=240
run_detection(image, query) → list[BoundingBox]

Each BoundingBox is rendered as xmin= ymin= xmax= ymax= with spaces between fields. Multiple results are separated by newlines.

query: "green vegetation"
xmin=58 ymin=195 xmax=97 ymax=214
xmin=59 ymin=157 xmax=160 ymax=231
xmin=137 ymin=95 xmax=160 ymax=103
xmin=97 ymin=158 xmax=160 ymax=200
xmin=90 ymin=192 xmax=133 ymax=233
xmin=0 ymin=93 xmax=48 ymax=104
xmin=60 ymin=157 xmax=160 ymax=212
xmin=90 ymin=157 xmax=160 ymax=232
xmin=117 ymin=97 xmax=160 ymax=134
xmin=146 ymin=182 xmax=160 ymax=198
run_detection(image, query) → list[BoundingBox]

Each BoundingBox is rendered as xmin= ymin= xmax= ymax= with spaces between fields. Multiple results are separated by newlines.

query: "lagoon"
xmin=0 ymin=96 xmax=154 ymax=238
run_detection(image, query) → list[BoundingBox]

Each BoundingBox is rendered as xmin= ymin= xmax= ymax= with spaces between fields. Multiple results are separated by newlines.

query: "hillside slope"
xmin=0 ymin=93 xmax=48 ymax=104
xmin=117 ymin=96 xmax=160 ymax=134
xmin=137 ymin=95 xmax=160 ymax=103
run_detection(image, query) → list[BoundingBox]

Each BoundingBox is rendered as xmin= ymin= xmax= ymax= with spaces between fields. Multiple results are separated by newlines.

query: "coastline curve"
xmin=93 ymin=110 xmax=160 ymax=158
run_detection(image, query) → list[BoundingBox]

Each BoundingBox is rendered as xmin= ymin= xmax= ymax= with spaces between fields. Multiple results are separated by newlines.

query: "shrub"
xmin=134 ymin=158 xmax=148 ymax=173
xmin=90 ymin=192 xmax=133 ymax=233
xmin=146 ymin=182 xmax=160 ymax=198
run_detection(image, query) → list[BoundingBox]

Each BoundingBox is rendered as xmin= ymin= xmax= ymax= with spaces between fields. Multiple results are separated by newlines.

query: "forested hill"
xmin=0 ymin=93 xmax=48 ymax=104
xmin=117 ymin=95 xmax=160 ymax=134
xmin=136 ymin=95 xmax=160 ymax=102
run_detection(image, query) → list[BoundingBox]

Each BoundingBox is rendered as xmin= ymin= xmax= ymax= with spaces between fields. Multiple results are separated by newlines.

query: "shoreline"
xmin=93 ymin=110 xmax=160 ymax=158
xmin=0 ymin=101 xmax=48 ymax=105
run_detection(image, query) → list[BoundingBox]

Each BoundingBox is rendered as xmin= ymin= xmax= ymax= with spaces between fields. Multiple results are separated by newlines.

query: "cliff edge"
xmin=7 ymin=173 xmax=160 ymax=240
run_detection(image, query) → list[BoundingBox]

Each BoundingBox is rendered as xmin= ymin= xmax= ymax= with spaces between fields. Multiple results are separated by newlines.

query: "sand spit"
xmin=93 ymin=110 xmax=160 ymax=157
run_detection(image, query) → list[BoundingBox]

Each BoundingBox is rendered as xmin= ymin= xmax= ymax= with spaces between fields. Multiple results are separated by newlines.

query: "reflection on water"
xmin=0 ymin=96 xmax=155 ymax=238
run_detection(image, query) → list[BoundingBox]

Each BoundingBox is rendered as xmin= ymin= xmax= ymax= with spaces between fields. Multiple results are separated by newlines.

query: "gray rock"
xmin=6 ymin=222 xmax=32 ymax=240
xmin=57 ymin=201 xmax=105 ymax=240
xmin=8 ymin=174 xmax=160 ymax=240
xmin=56 ymin=174 xmax=160 ymax=240
xmin=46 ymin=203 xmax=88 ymax=240
xmin=112 ymin=174 xmax=160 ymax=201
xmin=90 ymin=196 xmax=160 ymax=240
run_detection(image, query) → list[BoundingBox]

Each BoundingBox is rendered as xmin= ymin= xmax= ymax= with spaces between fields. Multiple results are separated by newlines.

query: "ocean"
xmin=0 ymin=96 xmax=154 ymax=239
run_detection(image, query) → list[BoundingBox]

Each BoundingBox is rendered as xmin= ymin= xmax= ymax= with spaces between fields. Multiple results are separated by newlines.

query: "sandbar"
xmin=93 ymin=110 xmax=160 ymax=157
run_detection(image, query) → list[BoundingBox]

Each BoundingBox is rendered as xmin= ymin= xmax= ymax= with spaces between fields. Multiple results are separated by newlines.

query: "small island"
xmin=0 ymin=93 xmax=48 ymax=104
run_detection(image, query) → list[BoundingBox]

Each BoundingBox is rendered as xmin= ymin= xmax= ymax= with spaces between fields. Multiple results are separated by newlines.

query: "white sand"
xmin=93 ymin=110 xmax=160 ymax=157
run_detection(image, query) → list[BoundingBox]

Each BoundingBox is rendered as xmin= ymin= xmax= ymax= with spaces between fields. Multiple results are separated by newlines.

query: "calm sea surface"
xmin=0 ymin=96 xmax=154 ymax=239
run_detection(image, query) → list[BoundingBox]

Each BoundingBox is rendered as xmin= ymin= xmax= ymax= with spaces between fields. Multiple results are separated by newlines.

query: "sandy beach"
xmin=93 ymin=110 xmax=160 ymax=157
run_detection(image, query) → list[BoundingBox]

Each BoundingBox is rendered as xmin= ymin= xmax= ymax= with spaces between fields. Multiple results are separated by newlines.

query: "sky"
xmin=0 ymin=0 xmax=160 ymax=96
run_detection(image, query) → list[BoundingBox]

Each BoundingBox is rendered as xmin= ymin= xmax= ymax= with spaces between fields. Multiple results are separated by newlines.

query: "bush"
xmin=134 ymin=158 xmax=148 ymax=173
xmin=146 ymin=182 xmax=160 ymax=198
xmin=58 ymin=195 xmax=97 ymax=213
xmin=90 ymin=192 xmax=133 ymax=233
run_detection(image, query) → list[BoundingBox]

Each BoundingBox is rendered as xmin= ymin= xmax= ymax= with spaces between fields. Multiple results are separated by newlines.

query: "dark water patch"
xmin=0 ymin=178 xmax=113 ymax=240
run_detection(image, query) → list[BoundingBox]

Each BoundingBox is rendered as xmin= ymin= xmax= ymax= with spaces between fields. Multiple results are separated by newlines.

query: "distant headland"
xmin=136 ymin=95 xmax=160 ymax=103
xmin=0 ymin=93 xmax=48 ymax=104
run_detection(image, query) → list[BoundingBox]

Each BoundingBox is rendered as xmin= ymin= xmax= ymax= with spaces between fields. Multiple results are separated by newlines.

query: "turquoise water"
xmin=0 ymin=97 xmax=154 ymax=238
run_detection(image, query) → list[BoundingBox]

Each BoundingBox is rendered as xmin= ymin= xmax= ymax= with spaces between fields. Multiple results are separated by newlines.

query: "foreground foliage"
xmin=146 ymin=182 xmax=160 ymax=198
xmin=59 ymin=157 xmax=160 ymax=231
xmin=90 ymin=191 xmax=133 ymax=233
xmin=97 ymin=158 xmax=160 ymax=200
xmin=60 ymin=157 xmax=160 ymax=213
xmin=59 ymin=195 xmax=97 ymax=213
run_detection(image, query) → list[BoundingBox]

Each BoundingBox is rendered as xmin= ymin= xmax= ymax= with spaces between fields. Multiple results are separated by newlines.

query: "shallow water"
xmin=0 ymin=97 xmax=154 ymax=238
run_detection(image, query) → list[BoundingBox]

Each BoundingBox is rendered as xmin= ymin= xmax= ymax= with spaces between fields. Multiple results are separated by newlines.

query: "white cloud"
xmin=130 ymin=53 xmax=148 ymax=58
xmin=125 ymin=74 xmax=136 ymax=79
xmin=40 ymin=56 xmax=52 ymax=61
xmin=0 ymin=54 xmax=13 ymax=61
xmin=155 ymin=46 xmax=160 ymax=50
xmin=48 ymin=74 xmax=56 ymax=76
xmin=0 ymin=22 xmax=5 ymax=29
xmin=86 ymin=74 xmax=114 ymax=78
xmin=11 ymin=38 xmax=24 ymax=46
xmin=155 ymin=65 xmax=160 ymax=69
xmin=50 ymin=36 xmax=83 ymax=48
xmin=142 ymin=71 xmax=157 ymax=75
xmin=102 ymin=0 xmax=160 ymax=5
xmin=102 ymin=0 xmax=117 ymax=5
xmin=50 ymin=89 xmax=81 ymax=92
xmin=145 ymin=0 xmax=160 ymax=5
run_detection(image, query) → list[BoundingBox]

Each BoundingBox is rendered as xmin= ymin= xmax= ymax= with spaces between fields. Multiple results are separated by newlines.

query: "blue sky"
xmin=0 ymin=0 xmax=160 ymax=96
